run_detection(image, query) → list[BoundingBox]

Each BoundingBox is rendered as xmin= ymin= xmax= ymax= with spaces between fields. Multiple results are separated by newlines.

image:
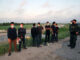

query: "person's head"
xmin=46 ymin=21 xmax=49 ymax=25
xmin=72 ymin=19 xmax=77 ymax=24
xmin=38 ymin=22 xmax=40 ymax=26
xmin=33 ymin=23 xmax=36 ymax=27
xmin=20 ymin=23 xmax=24 ymax=28
xmin=52 ymin=22 xmax=56 ymax=25
xmin=10 ymin=22 xmax=14 ymax=28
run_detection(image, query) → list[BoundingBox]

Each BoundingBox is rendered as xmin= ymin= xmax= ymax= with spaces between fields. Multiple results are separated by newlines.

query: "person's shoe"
xmin=8 ymin=53 xmax=11 ymax=56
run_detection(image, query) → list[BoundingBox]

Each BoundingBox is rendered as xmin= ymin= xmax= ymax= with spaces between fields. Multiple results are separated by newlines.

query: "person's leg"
xmin=22 ymin=38 xmax=26 ymax=48
xmin=45 ymin=33 xmax=47 ymax=45
xmin=13 ymin=40 xmax=17 ymax=52
xmin=8 ymin=39 xmax=12 ymax=55
xmin=18 ymin=39 xmax=22 ymax=51
xmin=48 ymin=33 xmax=50 ymax=43
xmin=55 ymin=33 xmax=58 ymax=42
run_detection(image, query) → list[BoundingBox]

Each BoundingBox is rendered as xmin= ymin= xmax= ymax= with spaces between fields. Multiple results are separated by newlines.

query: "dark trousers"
xmin=70 ymin=34 xmax=77 ymax=48
xmin=19 ymin=38 xmax=26 ymax=51
xmin=32 ymin=36 xmax=37 ymax=46
xmin=36 ymin=34 xmax=42 ymax=47
xmin=45 ymin=33 xmax=50 ymax=44
xmin=51 ymin=33 xmax=56 ymax=43
xmin=55 ymin=33 xmax=58 ymax=42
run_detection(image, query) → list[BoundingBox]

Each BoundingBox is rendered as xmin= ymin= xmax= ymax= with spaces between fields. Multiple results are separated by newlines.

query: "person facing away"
xmin=36 ymin=22 xmax=43 ymax=47
xmin=51 ymin=22 xmax=57 ymax=43
xmin=18 ymin=23 xmax=27 ymax=52
xmin=31 ymin=23 xmax=37 ymax=47
xmin=44 ymin=21 xmax=51 ymax=45
xmin=7 ymin=22 xmax=17 ymax=56
xmin=68 ymin=19 xmax=79 ymax=49
xmin=55 ymin=23 xmax=59 ymax=42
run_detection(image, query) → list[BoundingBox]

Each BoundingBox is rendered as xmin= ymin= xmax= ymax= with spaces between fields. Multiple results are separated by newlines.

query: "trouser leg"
xmin=13 ymin=40 xmax=17 ymax=52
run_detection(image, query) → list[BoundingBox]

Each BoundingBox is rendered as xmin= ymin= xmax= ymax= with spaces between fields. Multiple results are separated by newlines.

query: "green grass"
xmin=0 ymin=24 xmax=70 ymax=55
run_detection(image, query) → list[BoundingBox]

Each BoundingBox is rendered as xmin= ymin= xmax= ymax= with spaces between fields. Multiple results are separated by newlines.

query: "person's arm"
xmin=7 ymin=28 xmax=10 ymax=39
xmin=76 ymin=24 xmax=79 ymax=35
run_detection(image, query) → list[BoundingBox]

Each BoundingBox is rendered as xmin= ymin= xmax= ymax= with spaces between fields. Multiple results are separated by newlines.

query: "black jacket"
xmin=31 ymin=27 xmax=37 ymax=37
xmin=18 ymin=28 xmax=26 ymax=38
xmin=7 ymin=28 xmax=17 ymax=40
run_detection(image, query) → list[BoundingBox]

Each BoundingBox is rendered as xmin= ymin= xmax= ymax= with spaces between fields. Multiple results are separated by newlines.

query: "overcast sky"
xmin=0 ymin=0 xmax=80 ymax=23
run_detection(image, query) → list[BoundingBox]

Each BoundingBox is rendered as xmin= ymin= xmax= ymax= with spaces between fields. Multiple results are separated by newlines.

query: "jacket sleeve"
xmin=7 ymin=28 xmax=10 ymax=38
xmin=18 ymin=29 xmax=21 ymax=38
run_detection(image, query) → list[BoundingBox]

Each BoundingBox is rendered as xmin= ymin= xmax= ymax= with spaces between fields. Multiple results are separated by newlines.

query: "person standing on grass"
xmin=36 ymin=22 xmax=43 ymax=47
xmin=55 ymin=24 xmax=59 ymax=42
xmin=68 ymin=19 xmax=79 ymax=49
xmin=44 ymin=21 xmax=51 ymax=46
xmin=51 ymin=22 xmax=57 ymax=43
xmin=7 ymin=22 xmax=17 ymax=56
xmin=31 ymin=23 xmax=37 ymax=47
xmin=18 ymin=23 xmax=27 ymax=52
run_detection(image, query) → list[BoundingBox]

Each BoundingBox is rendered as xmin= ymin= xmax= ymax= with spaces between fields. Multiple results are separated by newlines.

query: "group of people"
xmin=7 ymin=21 xmax=59 ymax=56
xmin=7 ymin=19 xmax=79 ymax=56
xmin=7 ymin=22 xmax=27 ymax=56
xmin=31 ymin=21 xmax=59 ymax=47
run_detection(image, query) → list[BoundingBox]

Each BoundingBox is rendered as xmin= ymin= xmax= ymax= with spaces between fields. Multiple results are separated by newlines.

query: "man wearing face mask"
xmin=18 ymin=23 xmax=27 ymax=52
xmin=44 ymin=21 xmax=51 ymax=45
xmin=7 ymin=22 xmax=17 ymax=56
xmin=69 ymin=19 xmax=79 ymax=49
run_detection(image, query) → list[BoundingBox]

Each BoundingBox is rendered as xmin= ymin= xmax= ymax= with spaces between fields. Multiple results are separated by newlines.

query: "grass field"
xmin=0 ymin=24 xmax=70 ymax=55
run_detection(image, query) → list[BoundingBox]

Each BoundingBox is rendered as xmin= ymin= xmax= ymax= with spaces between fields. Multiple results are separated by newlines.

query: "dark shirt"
xmin=37 ymin=26 xmax=43 ymax=34
xmin=45 ymin=25 xmax=51 ymax=33
xmin=7 ymin=28 xmax=17 ymax=40
xmin=31 ymin=27 xmax=37 ymax=37
xmin=18 ymin=28 xmax=26 ymax=38
xmin=51 ymin=25 xmax=56 ymax=33
xmin=69 ymin=24 xmax=78 ymax=35
xmin=56 ymin=27 xmax=59 ymax=34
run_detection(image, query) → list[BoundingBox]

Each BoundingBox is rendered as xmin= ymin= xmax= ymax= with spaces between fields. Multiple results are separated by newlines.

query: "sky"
xmin=0 ymin=0 xmax=80 ymax=23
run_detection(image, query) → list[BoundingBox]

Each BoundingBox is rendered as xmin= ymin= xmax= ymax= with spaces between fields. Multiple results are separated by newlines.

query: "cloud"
xmin=15 ymin=0 xmax=27 ymax=16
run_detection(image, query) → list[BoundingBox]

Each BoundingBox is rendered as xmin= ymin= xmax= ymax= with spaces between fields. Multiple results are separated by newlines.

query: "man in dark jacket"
xmin=36 ymin=22 xmax=43 ymax=47
xmin=45 ymin=21 xmax=51 ymax=45
xmin=69 ymin=19 xmax=79 ymax=49
xmin=18 ymin=23 xmax=27 ymax=51
xmin=7 ymin=22 xmax=17 ymax=56
xmin=51 ymin=22 xmax=56 ymax=43
xmin=31 ymin=23 xmax=37 ymax=46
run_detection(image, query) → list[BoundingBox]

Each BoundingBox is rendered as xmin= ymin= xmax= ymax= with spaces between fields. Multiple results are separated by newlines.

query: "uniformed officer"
xmin=18 ymin=23 xmax=27 ymax=51
xmin=69 ymin=19 xmax=79 ymax=49
xmin=31 ymin=23 xmax=37 ymax=47
xmin=36 ymin=22 xmax=43 ymax=47
xmin=51 ymin=22 xmax=56 ymax=43
xmin=44 ymin=21 xmax=51 ymax=45
xmin=7 ymin=22 xmax=17 ymax=56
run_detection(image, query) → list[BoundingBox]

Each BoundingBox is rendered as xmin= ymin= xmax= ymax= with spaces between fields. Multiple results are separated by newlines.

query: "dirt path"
xmin=0 ymin=36 xmax=80 ymax=60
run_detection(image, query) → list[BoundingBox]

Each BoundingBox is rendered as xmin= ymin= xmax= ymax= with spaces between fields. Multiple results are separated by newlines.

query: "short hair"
xmin=20 ymin=23 xmax=24 ymax=25
xmin=73 ymin=19 xmax=77 ymax=22
xmin=52 ymin=22 xmax=56 ymax=24
xmin=10 ymin=22 xmax=14 ymax=24
xmin=38 ymin=22 xmax=40 ymax=25
xmin=33 ymin=23 xmax=36 ymax=26
xmin=47 ymin=21 xmax=49 ymax=23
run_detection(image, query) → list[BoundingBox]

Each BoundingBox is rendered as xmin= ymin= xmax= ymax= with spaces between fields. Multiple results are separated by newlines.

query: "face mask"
xmin=11 ymin=25 xmax=14 ymax=28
